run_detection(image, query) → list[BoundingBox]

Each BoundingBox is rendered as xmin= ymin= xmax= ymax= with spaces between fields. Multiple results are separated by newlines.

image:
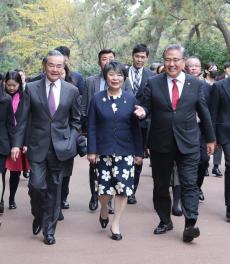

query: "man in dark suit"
xmin=127 ymin=43 xmax=155 ymax=204
xmin=135 ymin=44 xmax=215 ymax=242
xmin=210 ymin=76 xmax=230 ymax=222
xmin=11 ymin=50 xmax=82 ymax=245
xmin=216 ymin=61 xmax=230 ymax=81
xmin=185 ymin=56 xmax=211 ymax=201
xmin=81 ymin=49 xmax=131 ymax=212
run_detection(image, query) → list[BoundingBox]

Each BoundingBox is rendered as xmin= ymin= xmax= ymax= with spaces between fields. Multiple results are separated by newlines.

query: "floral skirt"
xmin=95 ymin=155 xmax=135 ymax=197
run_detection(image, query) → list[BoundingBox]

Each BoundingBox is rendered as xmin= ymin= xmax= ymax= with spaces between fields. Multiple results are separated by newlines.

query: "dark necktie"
xmin=172 ymin=79 xmax=179 ymax=110
xmin=133 ymin=69 xmax=140 ymax=95
xmin=48 ymin=82 xmax=56 ymax=116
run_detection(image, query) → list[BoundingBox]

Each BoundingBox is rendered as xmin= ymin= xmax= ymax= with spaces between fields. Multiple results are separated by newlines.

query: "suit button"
xmin=173 ymin=111 xmax=176 ymax=114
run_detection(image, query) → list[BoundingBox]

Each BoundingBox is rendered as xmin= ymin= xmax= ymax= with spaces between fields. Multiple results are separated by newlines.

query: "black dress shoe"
xmin=153 ymin=221 xmax=173 ymax=234
xmin=23 ymin=171 xmax=30 ymax=179
xmin=58 ymin=211 xmax=64 ymax=221
xmin=212 ymin=167 xmax=222 ymax=177
xmin=199 ymin=189 xmax=205 ymax=201
xmin=99 ymin=214 xmax=109 ymax=228
xmin=61 ymin=200 xmax=70 ymax=209
xmin=9 ymin=201 xmax=17 ymax=209
xmin=225 ymin=206 xmax=230 ymax=222
xmin=43 ymin=235 xmax=56 ymax=245
xmin=183 ymin=226 xmax=200 ymax=242
xmin=32 ymin=218 xmax=42 ymax=235
xmin=89 ymin=196 xmax=98 ymax=211
xmin=110 ymin=228 xmax=122 ymax=241
xmin=172 ymin=207 xmax=183 ymax=216
xmin=0 ymin=201 xmax=4 ymax=214
xmin=127 ymin=194 xmax=137 ymax=204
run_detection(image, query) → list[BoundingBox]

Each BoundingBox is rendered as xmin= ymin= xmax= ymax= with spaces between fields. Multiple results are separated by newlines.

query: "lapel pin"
xmin=188 ymin=82 xmax=190 ymax=85
xmin=102 ymin=97 xmax=106 ymax=102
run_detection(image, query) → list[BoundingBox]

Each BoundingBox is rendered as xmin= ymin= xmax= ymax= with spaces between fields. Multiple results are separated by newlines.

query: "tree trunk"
xmin=215 ymin=15 xmax=230 ymax=54
xmin=150 ymin=25 xmax=164 ymax=60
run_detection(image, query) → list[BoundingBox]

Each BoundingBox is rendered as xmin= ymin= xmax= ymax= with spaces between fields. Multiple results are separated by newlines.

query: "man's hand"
xmin=11 ymin=147 xmax=20 ymax=162
xmin=134 ymin=105 xmax=146 ymax=119
xmin=87 ymin=154 xmax=96 ymax=164
xmin=134 ymin=156 xmax=143 ymax=166
xmin=207 ymin=142 xmax=215 ymax=156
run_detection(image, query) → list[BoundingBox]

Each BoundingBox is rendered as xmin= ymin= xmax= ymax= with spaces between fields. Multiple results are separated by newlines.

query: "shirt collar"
xmin=167 ymin=71 xmax=185 ymax=84
xmin=131 ymin=65 xmax=143 ymax=75
xmin=45 ymin=78 xmax=61 ymax=87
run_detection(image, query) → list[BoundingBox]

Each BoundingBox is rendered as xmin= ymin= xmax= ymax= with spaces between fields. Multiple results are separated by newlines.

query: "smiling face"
xmin=44 ymin=55 xmax=65 ymax=82
xmin=164 ymin=49 xmax=185 ymax=78
xmin=106 ymin=70 xmax=124 ymax=91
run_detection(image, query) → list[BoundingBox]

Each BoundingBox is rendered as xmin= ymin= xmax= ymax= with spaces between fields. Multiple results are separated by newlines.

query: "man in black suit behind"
xmin=135 ymin=44 xmax=215 ymax=243
xmin=210 ymin=76 xmax=230 ymax=221
xmin=127 ymin=43 xmax=155 ymax=204
xmin=11 ymin=50 xmax=82 ymax=245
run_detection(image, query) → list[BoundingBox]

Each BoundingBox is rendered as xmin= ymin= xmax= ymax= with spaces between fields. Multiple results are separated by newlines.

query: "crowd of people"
xmin=0 ymin=43 xmax=230 ymax=246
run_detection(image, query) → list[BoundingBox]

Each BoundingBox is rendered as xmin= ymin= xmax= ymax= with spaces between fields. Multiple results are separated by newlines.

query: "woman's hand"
xmin=87 ymin=154 xmax=97 ymax=164
xmin=134 ymin=156 xmax=143 ymax=165
xmin=22 ymin=146 xmax=28 ymax=154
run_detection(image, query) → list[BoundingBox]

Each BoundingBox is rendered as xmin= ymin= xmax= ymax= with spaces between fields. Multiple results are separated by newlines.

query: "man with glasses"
xmin=135 ymin=44 xmax=215 ymax=243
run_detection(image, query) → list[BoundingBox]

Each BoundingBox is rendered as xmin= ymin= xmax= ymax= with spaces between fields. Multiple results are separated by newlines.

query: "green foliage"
xmin=186 ymin=38 xmax=230 ymax=71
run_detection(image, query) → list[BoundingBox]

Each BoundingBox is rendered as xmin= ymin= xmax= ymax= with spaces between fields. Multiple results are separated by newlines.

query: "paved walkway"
xmin=0 ymin=157 xmax=230 ymax=264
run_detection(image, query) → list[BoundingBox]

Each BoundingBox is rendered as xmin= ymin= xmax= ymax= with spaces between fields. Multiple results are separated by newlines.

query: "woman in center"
xmin=87 ymin=60 xmax=143 ymax=240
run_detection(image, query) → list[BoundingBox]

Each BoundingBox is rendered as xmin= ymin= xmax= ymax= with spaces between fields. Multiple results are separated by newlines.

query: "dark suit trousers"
xmin=221 ymin=142 xmax=230 ymax=206
xmin=28 ymin=144 xmax=65 ymax=236
xmin=89 ymin=163 xmax=97 ymax=196
xmin=197 ymin=134 xmax=210 ymax=189
xmin=150 ymin=143 xmax=200 ymax=225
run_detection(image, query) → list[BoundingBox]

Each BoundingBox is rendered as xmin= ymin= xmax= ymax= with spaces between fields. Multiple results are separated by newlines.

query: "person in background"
xmin=87 ymin=60 xmax=143 ymax=240
xmin=210 ymin=73 xmax=230 ymax=222
xmin=185 ymin=56 xmax=211 ymax=201
xmin=1 ymin=71 xmax=30 ymax=210
xmin=216 ymin=61 xmax=230 ymax=81
xmin=126 ymin=43 xmax=155 ymax=205
xmin=14 ymin=69 xmax=30 ymax=179
xmin=150 ymin=63 xmax=160 ymax=74
xmin=0 ymin=81 xmax=15 ymax=219
xmin=203 ymin=62 xmax=223 ymax=177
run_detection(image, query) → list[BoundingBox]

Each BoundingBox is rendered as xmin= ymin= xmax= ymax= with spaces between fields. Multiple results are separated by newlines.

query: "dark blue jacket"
xmin=87 ymin=90 xmax=143 ymax=156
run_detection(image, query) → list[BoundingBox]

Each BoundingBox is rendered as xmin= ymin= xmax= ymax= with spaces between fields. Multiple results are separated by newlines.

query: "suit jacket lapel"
xmin=160 ymin=73 xmax=172 ymax=108
xmin=222 ymin=78 xmax=230 ymax=101
xmin=37 ymin=78 xmax=51 ymax=118
xmin=177 ymin=74 xmax=192 ymax=109
xmin=94 ymin=74 xmax=102 ymax=93
xmin=52 ymin=80 xmax=68 ymax=119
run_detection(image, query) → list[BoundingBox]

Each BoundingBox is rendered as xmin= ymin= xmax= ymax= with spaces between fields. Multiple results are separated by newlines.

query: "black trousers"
xmin=28 ymin=145 xmax=65 ymax=236
xmin=221 ymin=142 xmax=230 ymax=206
xmin=197 ymin=135 xmax=210 ymax=189
xmin=150 ymin=143 xmax=200 ymax=226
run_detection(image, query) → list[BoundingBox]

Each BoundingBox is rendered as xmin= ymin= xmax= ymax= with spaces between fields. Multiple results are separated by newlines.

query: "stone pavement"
xmin=0 ymin=157 xmax=230 ymax=264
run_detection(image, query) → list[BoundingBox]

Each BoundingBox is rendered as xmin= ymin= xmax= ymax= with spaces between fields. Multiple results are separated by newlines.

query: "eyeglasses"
xmin=164 ymin=58 xmax=184 ymax=64
xmin=187 ymin=64 xmax=201 ymax=68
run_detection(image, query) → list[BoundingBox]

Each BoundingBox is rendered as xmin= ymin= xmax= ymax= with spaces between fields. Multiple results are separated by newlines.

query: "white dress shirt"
xmin=167 ymin=71 xmax=185 ymax=102
xmin=45 ymin=78 xmax=61 ymax=108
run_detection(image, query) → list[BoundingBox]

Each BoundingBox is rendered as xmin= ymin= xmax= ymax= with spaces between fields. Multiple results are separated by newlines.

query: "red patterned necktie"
xmin=172 ymin=79 xmax=179 ymax=110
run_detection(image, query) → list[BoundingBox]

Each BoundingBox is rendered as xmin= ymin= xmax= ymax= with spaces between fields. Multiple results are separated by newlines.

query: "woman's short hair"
xmin=103 ymin=60 xmax=127 ymax=81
